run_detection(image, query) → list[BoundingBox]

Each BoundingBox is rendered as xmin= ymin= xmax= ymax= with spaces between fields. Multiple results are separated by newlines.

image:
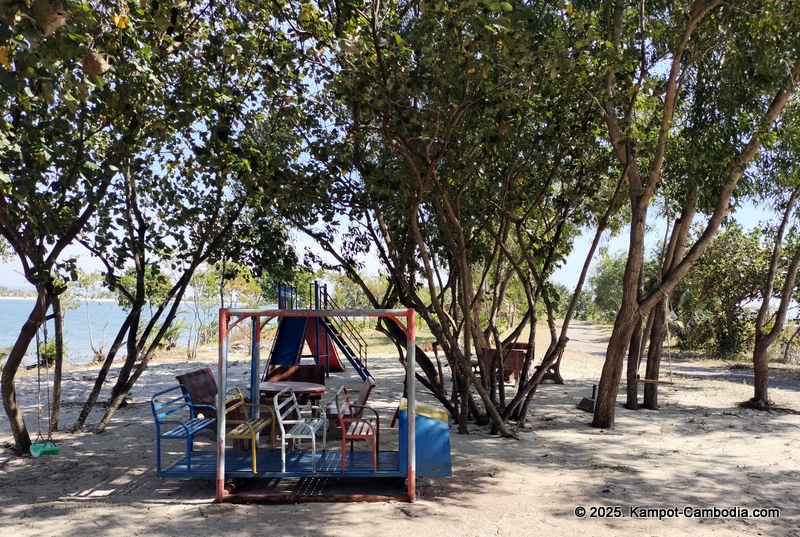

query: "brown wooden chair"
xmin=175 ymin=368 xmax=218 ymax=420
xmin=334 ymin=385 xmax=379 ymax=472
xmin=325 ymin=377 xmax=375 ymax=436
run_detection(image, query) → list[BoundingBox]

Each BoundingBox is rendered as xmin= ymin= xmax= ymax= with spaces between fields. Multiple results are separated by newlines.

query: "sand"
xmin=1 ymin=322 xmax=798 ymax=537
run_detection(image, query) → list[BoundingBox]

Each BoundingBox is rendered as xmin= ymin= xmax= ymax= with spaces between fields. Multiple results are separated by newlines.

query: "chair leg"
xmin=311 ymin=435 xmax=316 ymax=472
xmin=252 ymin=435 xmax=257 ymax=473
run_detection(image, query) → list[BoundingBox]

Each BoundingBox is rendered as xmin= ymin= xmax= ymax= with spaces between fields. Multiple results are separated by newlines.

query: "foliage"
xmin=676 ymin=224 xmax=767 ymax=356
xmin=115 ymin=265 xmax=172 ymax=312
xmin=326 ymin=270 xmax=387 ymax=310
xmin=587 ymin=250 xmax=628 ymax=324
xmin=59 ymin=0 xmax=306 ymax=435
xmin=0 ymin=237 xmax=10 ymax=261
xmin=36 ymin=338 xmax=62 ymax=368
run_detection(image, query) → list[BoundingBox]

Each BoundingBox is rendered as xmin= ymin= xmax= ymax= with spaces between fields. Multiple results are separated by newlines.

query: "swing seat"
xmin=30 ymin=442 xmax=60 ymax=458
xmin=634 ymin=374 xmax=674 ymax=386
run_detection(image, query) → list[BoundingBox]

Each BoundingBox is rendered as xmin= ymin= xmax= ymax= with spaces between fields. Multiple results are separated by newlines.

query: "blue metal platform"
xmin=159 ymin=449 xmax=404 ymax=479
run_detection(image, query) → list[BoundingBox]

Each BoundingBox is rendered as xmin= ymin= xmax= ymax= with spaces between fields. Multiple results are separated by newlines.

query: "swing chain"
xmin=32 ymin=299 xmax=57 ymax=454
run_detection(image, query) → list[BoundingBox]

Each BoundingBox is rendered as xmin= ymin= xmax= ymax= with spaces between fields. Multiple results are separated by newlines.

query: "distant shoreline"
xmin=0 ymin=296 xmax=117 ymax=302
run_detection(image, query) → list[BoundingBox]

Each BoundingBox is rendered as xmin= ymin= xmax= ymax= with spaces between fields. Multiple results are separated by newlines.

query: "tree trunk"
xmin=1 ymin=290 xmax=52 ymax=454
xmin=51 ymin=295 xmax=64 ymax=431
xmin=643 ymin=300 xmax=667 ymax=409
xmin=73 ymin=310 xmax=135 ymax=432
xmin=625 ymin=260 xmax=646 ymax=410
xmin=751 ymin=333 xmax=771 ymax=408
xmin=750 ymin=184 xmax=800 ymax=408
xmin=593 ymin=191 xmax=648 ymax=428
xmin=593 ymin=307 xmax=640 ymax=428
xmin=625 ymin=315 xmax=643 ymax=410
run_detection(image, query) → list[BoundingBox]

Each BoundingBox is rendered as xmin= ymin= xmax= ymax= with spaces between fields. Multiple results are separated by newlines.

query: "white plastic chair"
xmin=273 ymin=387 xmax=327 ymax=472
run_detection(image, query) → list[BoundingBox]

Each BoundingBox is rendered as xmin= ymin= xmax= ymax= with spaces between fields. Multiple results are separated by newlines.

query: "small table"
xmin=259 ymin=381 xmax=326 ymax=407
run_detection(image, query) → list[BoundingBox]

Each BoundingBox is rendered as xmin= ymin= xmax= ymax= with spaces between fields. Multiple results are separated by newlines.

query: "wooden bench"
xmin=475 ymin=345 xmax=566 ymax=386
xmin=475 ymin=347 xmax=527 ymax=386
xmin=273 ymin=387 xmax=327 ymax=472
xmin=335 ymin=385 xmax=380 ymax=472
xmin=151 ymin=385 xmax=216 ymax=475
xmin=534 ymin=347 xmax=565 ymax=384
xmin=224 ymin=387 xmax=276 ymax=473
xmin=325 ymin=377 xmax=376 ymax=437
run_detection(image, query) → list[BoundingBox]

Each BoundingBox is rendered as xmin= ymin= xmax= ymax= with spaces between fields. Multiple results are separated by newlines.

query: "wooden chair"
xmin=325 ymin=377 xmax=376 ymax=436
xmin=224 ymin=387 xmax=276 ymax=473
xmin=175 ymin=368 xmax=218 ymax=420
xmin=273 ymin=387 xmax=326 ymax=472
xmin=335 ymin=385 xmax=380 ymax=472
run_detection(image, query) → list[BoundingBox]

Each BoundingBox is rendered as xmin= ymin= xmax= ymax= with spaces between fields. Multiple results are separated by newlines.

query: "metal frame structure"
xmin=215 ymin=307 xmax=418 ymax=503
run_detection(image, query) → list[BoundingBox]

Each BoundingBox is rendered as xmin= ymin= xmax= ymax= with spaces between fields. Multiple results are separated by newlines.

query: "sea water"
xmin=0 ymin=299 xmax=200 ymax=367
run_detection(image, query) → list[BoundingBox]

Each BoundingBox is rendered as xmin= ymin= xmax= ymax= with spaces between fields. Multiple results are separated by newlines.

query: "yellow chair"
xmin=225 ymin=387 xmax=276 ymax=473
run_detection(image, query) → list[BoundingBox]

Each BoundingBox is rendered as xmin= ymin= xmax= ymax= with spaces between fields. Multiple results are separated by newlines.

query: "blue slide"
xmin=268 ymin=317 xmax=309 ymax=365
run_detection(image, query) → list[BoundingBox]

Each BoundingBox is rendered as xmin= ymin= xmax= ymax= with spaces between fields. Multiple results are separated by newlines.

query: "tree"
xmin=63 ymin=0 xmax=303 ymax=435
xmin=678 ymin=224 xmax=766 ymax=356
xmin=0 ymin=0 xmax=153 ymax=453
xmin=747 ymin=103 xmax=800 ymax=408
xmin=587 ymin=0 xmax=800 ymax=428
xmin=275 ymin=0 xmax=626 ymax=435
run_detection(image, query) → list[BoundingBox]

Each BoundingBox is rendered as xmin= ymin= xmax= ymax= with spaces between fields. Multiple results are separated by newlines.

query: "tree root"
xmin=739 ymin=398 xmax=773 ymax=411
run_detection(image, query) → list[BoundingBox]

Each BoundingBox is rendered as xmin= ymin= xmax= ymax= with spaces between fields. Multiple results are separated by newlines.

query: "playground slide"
xmin=269 ymin=317 xmax=309 ymax=366
xmin=304 ymin=318 xmax=346 ymax=372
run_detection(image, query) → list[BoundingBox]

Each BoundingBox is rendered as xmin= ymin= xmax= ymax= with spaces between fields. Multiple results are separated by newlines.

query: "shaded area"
xmin=223 ymin=476 xmax=410 ymax=503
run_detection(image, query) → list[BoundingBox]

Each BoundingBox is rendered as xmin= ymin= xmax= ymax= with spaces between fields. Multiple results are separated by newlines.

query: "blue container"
xmin=397 ymin=400 xmax=452 ymax=477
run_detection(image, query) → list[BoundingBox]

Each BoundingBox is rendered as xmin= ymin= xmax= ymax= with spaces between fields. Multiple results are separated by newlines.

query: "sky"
xmin=550 ymin=201 xmax=777 ymax=290
xmin=0 ymin=200 xmax=779 ymax=292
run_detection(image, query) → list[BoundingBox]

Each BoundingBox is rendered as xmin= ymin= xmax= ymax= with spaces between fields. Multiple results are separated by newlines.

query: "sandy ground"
xmin=1 ymin=322 xmax=799 ymax=537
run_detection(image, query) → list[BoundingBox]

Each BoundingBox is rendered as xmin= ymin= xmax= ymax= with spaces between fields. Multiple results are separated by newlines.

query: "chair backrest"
xmin=355 ymin=377 xmax=376 ymax=407
xmin=334 ymin=386 xmax=353 ymax=427
xmin=273 ymin=387 xmax=300 ymax=427
xmin=176 ymin=368 xmax=218 ymax=416
xmin=224 ymin=387 xmax=248 ymax=420
xmin=264 ymin=364 xmax=325 ymax=385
